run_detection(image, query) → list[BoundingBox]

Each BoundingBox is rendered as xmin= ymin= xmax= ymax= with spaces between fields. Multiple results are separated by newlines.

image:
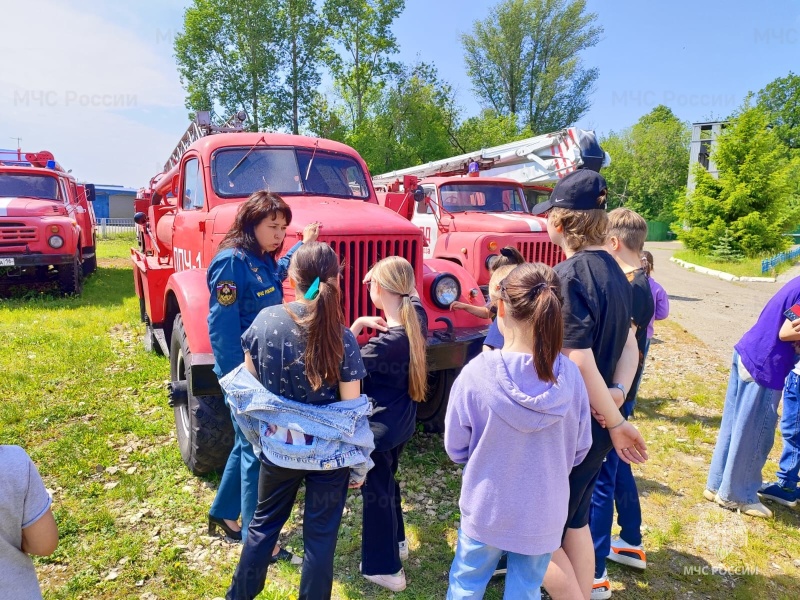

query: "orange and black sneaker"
xmin=591 ymin=569 xmax=612 ymax=600
xmin=608 ymin=535 xmax=647 ymax=570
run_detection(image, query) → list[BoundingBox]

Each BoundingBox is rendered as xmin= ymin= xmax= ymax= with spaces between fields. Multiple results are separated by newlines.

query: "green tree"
xmin=322 ymin=0 xmax=405 ymax=130
xmin=175 ymin=0 xmax=281 ymax=131
xmin=349 ymin=62 xmax=459 ymax=173
xmin=175 ymin=0 xmax=327 ymax=133
xmin=757 ymin=72 xmax=800 ymax=151
xmin=454 ymin=110 xmax=529 ymax=153
xmin=674 ymin=103 xmax=800 ymax=257
xmin=462 ymin=0 xmax=601 ymax=134
xmin=276 ymin=0 xmax=327 ymax=134
xmin=601 ymin=105 xmax=690 ymax=222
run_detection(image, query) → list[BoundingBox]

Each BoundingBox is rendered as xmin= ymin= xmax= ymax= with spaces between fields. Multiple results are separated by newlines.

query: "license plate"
xmin=0 ymin=258 xmax=14 ymax=266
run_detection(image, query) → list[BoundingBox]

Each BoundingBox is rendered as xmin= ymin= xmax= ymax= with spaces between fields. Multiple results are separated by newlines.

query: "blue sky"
xmin=1 ymin=0 xmax=798 ymax=187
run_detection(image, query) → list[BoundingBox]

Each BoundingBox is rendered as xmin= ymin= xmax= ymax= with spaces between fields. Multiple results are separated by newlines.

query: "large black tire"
xmin=82 ymin=253 xmax=97 ymax=277
xmin=416 ymin=368 xmax=458 ymax=434
xmin=170 ymin=314 xmax=233 ymax=475
xmin=57 ymin=254 xmax=83 ymax=296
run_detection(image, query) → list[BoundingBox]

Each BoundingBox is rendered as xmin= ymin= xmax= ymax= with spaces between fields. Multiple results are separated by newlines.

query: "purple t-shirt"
xmin=646 ymin=277 xmax=670 ymax=339
xmin=735 ymin=277 xmax=800 ymax=390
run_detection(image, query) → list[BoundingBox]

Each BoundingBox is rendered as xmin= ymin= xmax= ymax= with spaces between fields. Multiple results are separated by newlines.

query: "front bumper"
xmin=0 ymin=252 xmax=74 ymax=268
xmin=426 ymin=325 xmax=488 ymax=371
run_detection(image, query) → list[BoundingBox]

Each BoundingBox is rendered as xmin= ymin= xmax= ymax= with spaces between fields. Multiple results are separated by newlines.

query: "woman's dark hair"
xmin=287 ymin=242 xmax=344 ymax=391
xmin=488 ymin=246 xmax=526 ymax=273
xmin=642 ymin=250 xmax=654 ymax=276
xmin=218 ymin=191 xmax=292 ymax=256
xmin=498 ymin=263 xmax=563 ymax=384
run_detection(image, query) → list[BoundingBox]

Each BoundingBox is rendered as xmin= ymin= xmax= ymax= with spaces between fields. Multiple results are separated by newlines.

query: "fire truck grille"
xmin=517 ymin=241 xmax=564 ymax=266
xmin=328 ymin=237 xmax=421 ymax=335
xmin=0 ymin=223 xmax=38 ymax=246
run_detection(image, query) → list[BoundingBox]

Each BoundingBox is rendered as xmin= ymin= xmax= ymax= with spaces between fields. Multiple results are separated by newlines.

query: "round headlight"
xmin=431 ymin=274 xmax=461 ymax=309
xmin=48 ymin=235 xmax=64 ymax=249
xmin=485 ymin=254 xmax=499 ymax=271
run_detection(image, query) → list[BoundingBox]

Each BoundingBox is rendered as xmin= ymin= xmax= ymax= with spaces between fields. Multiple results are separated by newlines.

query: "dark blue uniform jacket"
xmin=207 ymin=242 xmax=303 ymax=377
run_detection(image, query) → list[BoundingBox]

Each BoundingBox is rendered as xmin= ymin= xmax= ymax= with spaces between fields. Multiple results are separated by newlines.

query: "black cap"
xmin=529 ymin=169 xmax=608 ymax=215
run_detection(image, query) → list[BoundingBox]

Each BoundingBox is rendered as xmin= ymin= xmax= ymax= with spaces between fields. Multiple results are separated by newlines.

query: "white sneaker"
xmin=714 ymin=493 xmax=773 ymax=518
xmin=608 ymin=535 xmax=646 ymax=570
xmin=398 ymin=539 xmax=409 ymax=561
xmin=591 ymin=569 xmax=612 ymax=600
xmin=362 ymin=569 xmax=407 ymax=592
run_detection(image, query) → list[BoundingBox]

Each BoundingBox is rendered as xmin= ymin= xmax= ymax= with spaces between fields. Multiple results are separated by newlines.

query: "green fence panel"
xmin=646 ymin=221 xmax=670 ymax=242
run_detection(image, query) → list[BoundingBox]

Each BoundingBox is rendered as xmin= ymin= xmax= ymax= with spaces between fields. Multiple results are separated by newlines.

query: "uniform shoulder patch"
xmin=216 ymin=280 xmax=237 ymax=306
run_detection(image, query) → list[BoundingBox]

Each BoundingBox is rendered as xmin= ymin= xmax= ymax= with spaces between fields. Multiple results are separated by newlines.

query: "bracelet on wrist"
xmin=610 ymin=382 xmax=626 ymax=398
xmin=608 ymin=418 xmax=626 ymax=430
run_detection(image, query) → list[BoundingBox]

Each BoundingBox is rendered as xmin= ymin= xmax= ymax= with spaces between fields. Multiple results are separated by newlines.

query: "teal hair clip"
xmin=304 ymin=277 xmax=321 ymax=300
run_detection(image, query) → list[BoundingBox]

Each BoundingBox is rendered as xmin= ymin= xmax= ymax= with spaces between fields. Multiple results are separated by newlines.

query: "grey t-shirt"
xmin=242 ymin=302 xmax=366 ymax=405
xmin=0 ymin=445 xmax=52 ymax=600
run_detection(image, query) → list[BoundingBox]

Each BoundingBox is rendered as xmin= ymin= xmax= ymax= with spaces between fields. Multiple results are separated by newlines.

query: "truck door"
xmin=412 ymin=185 xmax=439 ymax=259
xmin=172 ymin=156 xmax=206 ymax=272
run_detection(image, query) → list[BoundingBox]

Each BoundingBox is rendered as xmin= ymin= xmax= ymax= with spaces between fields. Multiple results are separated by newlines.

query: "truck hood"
xmin=0 ymin=197 xmax=66 ymax=217
xmin=441 ymin=211 xmax=546 ymax=233
xmin=211 ymin=197 xmax=422 ymax=237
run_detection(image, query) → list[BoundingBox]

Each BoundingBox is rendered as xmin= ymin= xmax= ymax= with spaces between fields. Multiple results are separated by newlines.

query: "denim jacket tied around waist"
xmin=219 ymin=365 xmax=375 ymax=484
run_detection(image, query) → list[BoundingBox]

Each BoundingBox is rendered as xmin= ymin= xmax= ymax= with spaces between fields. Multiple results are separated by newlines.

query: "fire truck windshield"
xmin=0 ymin=174 xmax=59 ymax=200
xmin=439 ymin=183 xmax=527 ymax=213
xmin=212 ymin=147 xmax=370 ymax=199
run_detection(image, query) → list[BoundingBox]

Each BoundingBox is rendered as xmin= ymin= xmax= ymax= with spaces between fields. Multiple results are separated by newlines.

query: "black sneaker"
xmin=270 ymin=547 xmax=303 ymax=565
xmin=493 ymin=554 xmax=507 ymax=577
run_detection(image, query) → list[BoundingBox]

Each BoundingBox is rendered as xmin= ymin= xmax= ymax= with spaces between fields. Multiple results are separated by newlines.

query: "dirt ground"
xmin=645 ymin=242 xmax=797 ymax=363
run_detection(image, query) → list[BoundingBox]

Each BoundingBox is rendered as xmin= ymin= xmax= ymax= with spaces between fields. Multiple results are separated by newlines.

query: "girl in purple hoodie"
xmin=444 ymin=263 xmax=592 ymax=600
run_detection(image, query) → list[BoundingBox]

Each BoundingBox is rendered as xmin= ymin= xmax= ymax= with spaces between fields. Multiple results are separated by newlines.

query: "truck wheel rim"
xmin=176 ymin=350 xmax=190 ymax=438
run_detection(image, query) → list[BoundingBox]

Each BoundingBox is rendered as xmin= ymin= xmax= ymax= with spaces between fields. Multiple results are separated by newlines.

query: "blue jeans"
xmin=209 ymin=405 xmax=261 ymax=541
xmin=590 ymin=402 xmax=641 ymax=578
xmin=446 ymin=529 xmax=550 ymax=600
xmin=706 ymin=351 xmax=782 ymax=504
xmin=777 ymin=371 xmax=800 ymax=488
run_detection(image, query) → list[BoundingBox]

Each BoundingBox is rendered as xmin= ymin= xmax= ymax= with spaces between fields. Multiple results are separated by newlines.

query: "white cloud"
xmin=0 ymin=0 xmax=188 ymax=187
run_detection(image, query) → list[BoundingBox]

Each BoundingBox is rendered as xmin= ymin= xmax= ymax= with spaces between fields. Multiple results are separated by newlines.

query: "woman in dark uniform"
xmin=207 ymin=190 xmax=319 ymax=550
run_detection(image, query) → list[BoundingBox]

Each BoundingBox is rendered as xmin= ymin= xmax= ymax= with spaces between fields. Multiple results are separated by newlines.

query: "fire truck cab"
xmin=0 ymin=150 xmax=97 ymax=295
xmin=374 ymin=128 xmax=608 ymax=286
xmin=132 ymin=112 xmax=490 ymax=475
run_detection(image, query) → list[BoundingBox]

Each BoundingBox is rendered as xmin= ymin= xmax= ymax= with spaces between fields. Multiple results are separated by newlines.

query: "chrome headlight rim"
xmin=430 ymin=273 xmax=461 ymax=310
xmin=48 ymin=235 xmax=65 ymax=249
xmin=485 ymin=254 xmax=499 ymax=271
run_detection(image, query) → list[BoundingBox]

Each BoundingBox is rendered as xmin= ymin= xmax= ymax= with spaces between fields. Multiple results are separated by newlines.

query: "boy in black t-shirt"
xmin=589 ymin=208 xmax=655 ymax=599
xmin=525 ymin=170 xmax=648 ymax=600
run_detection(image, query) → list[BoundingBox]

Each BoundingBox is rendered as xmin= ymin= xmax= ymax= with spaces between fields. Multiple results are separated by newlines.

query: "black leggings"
xmin=226 ymin=457 xmax=350 ymax=600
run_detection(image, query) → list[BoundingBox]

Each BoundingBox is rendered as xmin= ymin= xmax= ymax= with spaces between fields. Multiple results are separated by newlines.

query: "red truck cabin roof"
xmin=154 ymin=132 xmax=378 ymax=206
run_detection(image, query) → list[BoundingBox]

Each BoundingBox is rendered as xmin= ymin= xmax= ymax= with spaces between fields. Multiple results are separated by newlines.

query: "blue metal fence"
xmin=762 ymin=247 xmax=800 ymax=273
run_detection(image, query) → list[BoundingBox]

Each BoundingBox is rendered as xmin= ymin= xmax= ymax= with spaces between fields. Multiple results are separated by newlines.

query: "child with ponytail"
xmin=225 ymin=242 xmax=371 ymax=600
xmin=351 ymin=256 xmax=428 ymax=592
xmin=444 ymin=263 xmax=592 ymax=600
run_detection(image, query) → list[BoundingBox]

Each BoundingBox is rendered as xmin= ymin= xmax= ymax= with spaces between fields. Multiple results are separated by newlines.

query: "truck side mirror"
xmin=413 ymin=187 xmax=425 ymax=204
xmin=85 ymin=183 xmax=96 ymax=203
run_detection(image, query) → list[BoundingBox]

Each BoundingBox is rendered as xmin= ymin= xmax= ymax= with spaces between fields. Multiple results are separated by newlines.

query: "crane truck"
xmin=373 ymin=128 xmax=608 ymax=286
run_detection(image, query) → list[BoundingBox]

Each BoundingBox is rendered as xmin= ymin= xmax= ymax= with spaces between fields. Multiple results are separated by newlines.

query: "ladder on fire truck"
xmin=372 ymin=127 xmax=609 ymax=187
xmin=163 ymin=110 xmax=248 ymax=172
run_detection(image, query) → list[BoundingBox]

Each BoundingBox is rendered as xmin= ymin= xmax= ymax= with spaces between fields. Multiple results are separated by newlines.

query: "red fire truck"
xmin=373 ymin=128 xmax=608 ymax=286
xmin=0 ymin=149 xmax=97 ymax=295
xmin=132 ymin=112 xmax=490 ymax=474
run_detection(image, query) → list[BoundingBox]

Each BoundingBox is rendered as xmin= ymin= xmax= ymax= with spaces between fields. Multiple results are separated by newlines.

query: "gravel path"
xmin=644 ymin=242 xmax=798 ymax=364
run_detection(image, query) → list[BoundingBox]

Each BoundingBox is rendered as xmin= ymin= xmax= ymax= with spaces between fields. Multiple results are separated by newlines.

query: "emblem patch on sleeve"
xmin=216 ymin=281 xmax=237 ymax=306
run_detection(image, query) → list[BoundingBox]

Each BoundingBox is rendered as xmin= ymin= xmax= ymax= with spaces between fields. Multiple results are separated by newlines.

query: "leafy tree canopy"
xmin=462 ymin=0 xmax=601 ymax=134
xmin=601 ymin=105 xmax=690 ymax=222
xmin=757 ymin=71 xmax=800 ymax=151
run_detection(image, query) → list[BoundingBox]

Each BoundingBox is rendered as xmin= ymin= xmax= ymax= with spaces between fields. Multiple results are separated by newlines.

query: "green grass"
xmin=3 ymin=240 xmax=800 ymax=598
xmin=673 ymin=249 xmax=796 ymax=278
